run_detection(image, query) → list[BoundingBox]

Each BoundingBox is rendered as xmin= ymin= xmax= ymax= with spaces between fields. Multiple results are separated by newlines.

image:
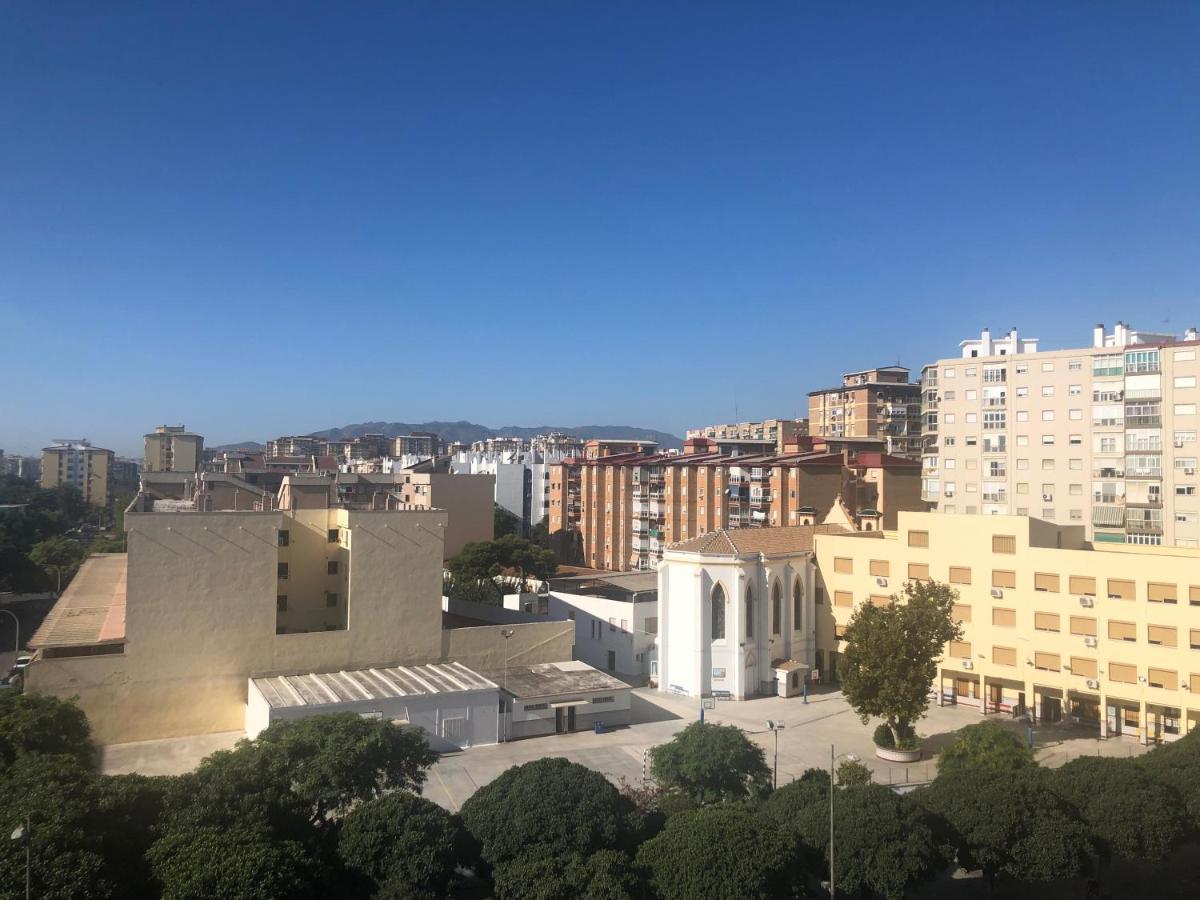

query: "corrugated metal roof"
xmin=251 ymin=661 xmax=497 ymax=710
xmin=29 ymin=554 xmax=127 ymax=648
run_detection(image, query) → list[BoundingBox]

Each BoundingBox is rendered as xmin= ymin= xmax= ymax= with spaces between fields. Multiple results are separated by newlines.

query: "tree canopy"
xmin=649 ymin=721 xmax=772 ymax=805
xmin=636 ymin=805 xmax=802 ymax=900
xmin=459 ymin=757 xmax=633 ymax=866
xmin=0 ymin=691 xmax=95 ymax=772
xmin=938 ymin=720 xmax=1035 ymax=775
xmin=446 ymin=534 xmax=558 ymax=593
xmin=839 ymin=579 xmax=962 ymax=745
xmin=492 ymin=849 xmax=642 ymax=900
xmin=28 ymin=535 xmax=87 ymax=587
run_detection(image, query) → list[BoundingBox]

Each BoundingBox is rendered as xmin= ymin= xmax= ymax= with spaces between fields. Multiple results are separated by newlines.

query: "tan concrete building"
xmin=808 ymin=366 xmax=922 ymax=458
xmin=923 ymin=324 xmax=1200 ymax=547
xmin=26 ymin=474 xmax=569 ymax=744
xmin=814 ymin=511 xmax=1200 ymax=742
xmin=143 ymin=425 xmax=203 ymax=473
xmin=40 ymin=439 xmax=113 ymax=506
xmin=549 ymin=437 xmax=920 ymax=571
xmin=686 ymin=418 xmax=809 ymax=454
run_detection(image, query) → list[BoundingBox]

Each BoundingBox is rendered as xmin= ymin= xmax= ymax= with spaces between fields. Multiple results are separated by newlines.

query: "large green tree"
xmin=1139 ymin=730 xmax=1200 ymax=830
xmin=636 ymin=805 xmax=802 ymax=900
xmin=337 ymin=791 xmax=477 ymax=899
xmin=937 ymin=720 xmax=1035 ymax=775
xmin=492 ymin=849 xmax=642 ymax=900
xmin=446 ymin=534 xmax=558 ymax=594
xmin=28 ymin=535 xmax=87 ymax=590
xmin=649 ymin=721 xmax=772 ymax=805
xmin=839 ymin=579 xmax=962 ymax=746
xmin=793 ymin=783 xmax=943 ymax=900
xmin=919 ymin=767 xmax=1092 ymax=885
xmin=1050 ymin=756 xmax=1187 ymax=864
xmin=0 ymin=691 xmax=95 ymax=772
xmin=459 ymin=757 xmax=633 ymax=866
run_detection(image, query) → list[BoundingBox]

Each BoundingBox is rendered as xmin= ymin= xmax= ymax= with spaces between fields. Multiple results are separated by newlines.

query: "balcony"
xmin=1126 ymin=415 xmax=1162 ymax=428
xmin=1126 ymin=517 xmax=1163 ymax=535
xmin=647 ymin=472 xmax=666 ymax=485
xmin=984 ymin=397 xmax=1007 ymax=407
xmin=920 ymin=489 xmax=939 ymax=503
xmin=750 ymin=491 xmax=772 ymax=506
xmin=1093 ymin=468 xmax=1124 ymax=479
xmin=982 ymin=492 xmax=1008 ymax=503
xmin=750 ymin=470 xmax=771 ymax=482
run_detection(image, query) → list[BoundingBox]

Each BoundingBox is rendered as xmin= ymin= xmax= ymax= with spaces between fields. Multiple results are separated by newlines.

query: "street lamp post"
xmin=766 ymin=720 xmax=785 ymax=789
xmin=829 ymin=745 xmax=860 ymax=898
xmin=500 ymin=628 xmax=515 ymax=742
xmin=0 ymin=609 xmax=19 ymax=659
xmin=10 ymin=818 xmax=30 ymax=900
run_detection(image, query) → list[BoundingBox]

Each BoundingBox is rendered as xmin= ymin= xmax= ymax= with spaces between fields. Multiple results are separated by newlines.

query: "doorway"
xmin=1042 ymin=696 xmax=1062 ymax=724
xmin=606 ymin=650 xmax=616 ymax=672
xmin=555 ymin=706 xmax=577 ymax=734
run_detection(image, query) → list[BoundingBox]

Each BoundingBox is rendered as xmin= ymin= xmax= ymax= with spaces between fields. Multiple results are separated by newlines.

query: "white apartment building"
xmin=923 ymin=323 xmax=1200 ymax=547
xmin=451 ymin=444 xmax=572 ymax=534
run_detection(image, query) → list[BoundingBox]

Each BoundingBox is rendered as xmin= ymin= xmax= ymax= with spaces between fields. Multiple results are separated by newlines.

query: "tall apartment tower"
xmin=144 ymin=425 xmax=204 ymax=473
xmin=807 ymin=367 xmax=922 ymax=458
xmin=40 ymin=439 xmax=113 ymax=506
xmin=923 ymin=324 xmax=1200 ymax=547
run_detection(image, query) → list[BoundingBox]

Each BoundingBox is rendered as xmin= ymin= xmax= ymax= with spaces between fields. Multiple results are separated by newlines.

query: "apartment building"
xmin=450 ymin=443 xmax=573 ymax=534
xmin=923 ymin=323 xmax=1200 ymax=547
xmin=40 ymin=439 xmax=113 ymax=506
xmin=686 ymin=418 xmax=809 ymax=454
xmin=808 ymin=366 xmax=922 ymax=457
xmin=549 ymin=436 xmax=920 ymax=571
xmin=143 ymin=425 xmax=204 ymax=473
xmin=394 ymin=432 xmax=440 ymax=457
xmin=814 ymin=511 xmax=1200 ymax=742
xmin=266 ymin=435 xmax=325 ymax=458
xmin=581 ymin=438 xmax=659 ymax=460
xmin=25 ymin=474 xmax=570 ymax=744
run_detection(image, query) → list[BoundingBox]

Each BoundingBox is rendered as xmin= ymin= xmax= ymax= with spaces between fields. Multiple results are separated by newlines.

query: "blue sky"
xmin=2 ymin=3 xmax=1198 ymax=456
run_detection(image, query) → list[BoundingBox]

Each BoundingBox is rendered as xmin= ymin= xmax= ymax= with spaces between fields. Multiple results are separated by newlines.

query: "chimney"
xmin=1185 ymin=326 xmax=1198 ymax=342
xmin=980 ymin=327 xmax=991 ymax=351
xmin=1093 ymin=323 xmax=1105 ymax=348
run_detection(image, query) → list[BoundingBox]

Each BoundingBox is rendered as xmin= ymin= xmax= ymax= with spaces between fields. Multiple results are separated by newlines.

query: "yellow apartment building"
xmin=814 ymin=510 xmax=1200 ymax=743
xmin=40 ymin=439 xmax=113 ymax=506
xmin=143 ymin=424 xmax=204 ymax=472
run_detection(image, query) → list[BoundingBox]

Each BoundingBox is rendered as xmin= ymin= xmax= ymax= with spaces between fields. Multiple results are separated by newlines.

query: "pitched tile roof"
xmin=667 ymin=523 xmax=865 ymax=556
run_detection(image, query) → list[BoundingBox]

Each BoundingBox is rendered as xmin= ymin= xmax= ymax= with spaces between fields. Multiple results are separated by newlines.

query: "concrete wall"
xmin=441 ymin=620 xmax=574 ymax=673
xmin=508 ymin=690 xmax=631 ymax=740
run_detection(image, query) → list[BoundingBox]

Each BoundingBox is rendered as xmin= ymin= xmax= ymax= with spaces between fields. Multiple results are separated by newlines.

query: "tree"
xmin=761 ymin=769 xmax=830 ymax=828
xmin=836 ymin=758 xmax=873 ymax=786
xmin=28 ymin=535 xmax=87 ymax=590
xmin=1050 ymin=756 xmax=1186 ymax=863
xmin=1139 ymin=730 xmax=1200 ymax=830
xmin=793 ymin=783 xmax=943 ymax=900
xmin=251 ymin=713 xmax=438 ymax=825
xmin=919 ymin=767 xmax=1092 ymax=885
xmin=649 ymin=721 xmax=772 ymax=805
xmin=93 ymin=774 xmax=171 ymax=899
xmin=839 ymin=579 xmax=962 ymax=746
xmin=636 ymin=805 xmax=801 ymax=900
xmin=492 ymin=849 xmax=641 ymax=900
xmin=937 ymin=720 xmax=1035 ymax=775
xmin=459 ymin=757 xmax=633 ymax=866
xmin=87 ymin=535 xmax=126 ymax=554
xmin=0 ymin=691 xmax=95 ymax=772
xmin=336 ymin=791 xmax=477 ymax=900
xmin=447 ymin=535 xmax=558 ymax=594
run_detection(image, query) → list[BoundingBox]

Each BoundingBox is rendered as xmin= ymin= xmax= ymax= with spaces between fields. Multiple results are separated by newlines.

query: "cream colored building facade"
xmin=40 ymin=439 xmax=113 ymax=506
xmin=923 ymin=324 xmax=1200 ymax=547
xmin=143 ymin=424 xmax=204 ymax=473
xmin=686 ymin=419 xmax=810 ymax=453
xmin=814 ymin=511 xmax=1200 ymax=743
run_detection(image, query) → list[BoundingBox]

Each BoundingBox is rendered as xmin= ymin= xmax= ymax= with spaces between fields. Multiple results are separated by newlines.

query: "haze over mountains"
xmin=211 ymin=420 xmax=684 ymax=452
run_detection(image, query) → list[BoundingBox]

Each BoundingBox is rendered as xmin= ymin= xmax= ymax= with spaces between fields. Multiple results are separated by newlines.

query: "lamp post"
xmin=829 ymin=745 xmax=860 ymax=898
xmin=499 ymin=628 xmax=515 ymax=741
xmin=766 ymin=720 xmax=785 ymax=789
xmin=10 ymin=818 xmax=29 ymax=900
xmin=0 ymin=609 xmax=18 ymax=659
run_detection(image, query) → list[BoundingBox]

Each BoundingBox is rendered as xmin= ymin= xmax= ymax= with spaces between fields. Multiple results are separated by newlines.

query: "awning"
xmin=550 ymin=699 xmax=591 ymax=708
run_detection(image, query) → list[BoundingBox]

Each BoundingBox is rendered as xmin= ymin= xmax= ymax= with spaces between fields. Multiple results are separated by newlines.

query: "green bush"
xmin=874 ymin=723 xmax=918 ymax=750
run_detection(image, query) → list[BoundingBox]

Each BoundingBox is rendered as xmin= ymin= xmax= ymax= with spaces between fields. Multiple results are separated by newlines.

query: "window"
xmin=1016 ymin=411 xmax=1029 ymax=423
xmin=1192 ymin=586 xmax=1200 ymax=606
xmin=327 ymin=560 xmax=338 ymax=575
xmin=834 ymin=624 xmax=847 ymax=639
xmin=325 ymin=592 xmax=338 ymax=607
xmin=952 ymin=603 xmax=972 ymax=622
xmin=993 ymin=607 xmax=1016 ymax=627
xmin=949 ymin=641 xmax=971 ymax=659
xmin=1071 ymin=657 xmax=1098 ymax=679
xmin=1177 ymin=404 xmax=1198 ymax=417
xmin=834 ymin=590 xmax=853 ymax=608
xmin=1069 ymin=576 xmax=1096 ymax=596
xmin=869 ymin=559 xmax=889 ymax=577
xmin=1042 ymin=386 xmax=1055 ymax=398
xmin=1034 ymin=612 xmax=1060 ymax=632
xmin=1016 ymin=386 xmax=1029 ymax=397
xmin=278 ymin=529 xmax=289 ymax=547
xmin=1109 ymin=663 xmax=1136 ymax=684
xmin=1148 ymin=624 xmax=1177 ymax=647
xmin=746 ymin=587 xmax=755 ymax=638
xmin=1107 ymin=578 xmax=1135 ymax=600
xmin=992 ymin=535 xmax=1016 ymax=554
xmin=793 ymin=579 xmax=803 ymax=626
xmin=1148 ymin=582 xmax=1178 ymax=604
xmin=1034 ymin=652 xmax=1060 ymax=672
xmin=276 ymin=594 xmax=287 ymax=612
xmin=1069 ymin=616 xmax=1096 ymax=636
xmin=908 ymin=530 xmax=929 ymax=548
xmin=277 ymin=562 xmax=289 ymax=579
xmin=949 ymin=566 xmax=972 ymax=585
xmin=908 ymin=563 xmax=930 ymax=581
xmin=992 ymin=569 xmax=1016 ymax=589
xmin=1108 ymin=620 xmax=1136 ymax=642
xmin=1176 ymin=376 xmax=1197 ymax=389
xmin=772 ymin=582 xmax=781 ymax=635
xmin=993 ymin=646 xmax=1017 ymax=666
xmin=328 ymin=528 xmax=340 ymax=543
xmin=1034 ymin=573 xmax=1060 ymax=593
xmin=1148 ymin=668 xmax=1176 ymax=689
xmin=834 ymin=557 xmax=853 ymax=574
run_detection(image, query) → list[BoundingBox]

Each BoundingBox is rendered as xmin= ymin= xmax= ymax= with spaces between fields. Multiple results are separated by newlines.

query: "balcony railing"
xmin=1125 ymin=518 xmax=1163 ymax=535
xmin=1126 ymin=416 xmax=1162 ymax=428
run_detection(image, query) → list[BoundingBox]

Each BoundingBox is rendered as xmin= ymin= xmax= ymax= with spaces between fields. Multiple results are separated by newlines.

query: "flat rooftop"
xmin=251 ymin=662 xmax=497 ymax=709
xmin=550 ymin=571 xmax=658 ymax=595
xmin=29 ymin=553 xmax=127 ymax=649
xmin=489 ymin=660 xmax=629 ymax=700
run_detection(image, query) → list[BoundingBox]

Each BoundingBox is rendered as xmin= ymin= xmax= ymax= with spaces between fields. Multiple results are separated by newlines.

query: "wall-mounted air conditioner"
xmin=876 ymin=577 xmax=888 ymax=587
xmin=961 ymin=660 xmax=973 ymax=670
xmin=1042 ymin=493 xmax=1053 ymax=501
xmin=1084 ymin=636 xmax=1097 ymax=648
xmin=1079 ymin=596 xmax=1094 ymax=607
xmin=990 ymin=588 xmax=1003 ymax=599
xmin=1086 ymin=679 xmax=1099 ymax=690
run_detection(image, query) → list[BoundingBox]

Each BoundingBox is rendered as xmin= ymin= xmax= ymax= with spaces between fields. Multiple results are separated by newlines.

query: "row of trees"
xmin=7 ymin=686 xmax=1200 ymax=899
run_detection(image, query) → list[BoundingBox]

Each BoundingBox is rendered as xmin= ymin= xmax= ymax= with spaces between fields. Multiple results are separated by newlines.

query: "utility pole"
xmin=766 ymin=720 xmax=785 ymax=789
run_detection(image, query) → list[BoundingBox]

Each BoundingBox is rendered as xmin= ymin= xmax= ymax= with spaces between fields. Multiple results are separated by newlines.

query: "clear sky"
xmin=2 ymin=3 xmax=1198 ymax=456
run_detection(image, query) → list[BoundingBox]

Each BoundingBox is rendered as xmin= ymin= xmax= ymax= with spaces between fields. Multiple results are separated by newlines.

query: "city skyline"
xmin=3 ymin=4 xmax=1198 ymax=453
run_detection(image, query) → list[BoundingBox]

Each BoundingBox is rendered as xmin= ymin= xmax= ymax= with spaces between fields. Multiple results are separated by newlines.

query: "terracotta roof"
xmin=667 ymin=524 xmax=862 ymax=556
xmin=29 ymin=554 xmax=127 ymax=648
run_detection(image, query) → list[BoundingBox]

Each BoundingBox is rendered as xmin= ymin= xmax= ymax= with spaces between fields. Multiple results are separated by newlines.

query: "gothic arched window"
xmin=746 ymin=586 xmax=755 ymax=639
xmin=711 ymin=584 xmax=726 ymax=641
xmin=772 ymin=581 xmax=782 ymax=635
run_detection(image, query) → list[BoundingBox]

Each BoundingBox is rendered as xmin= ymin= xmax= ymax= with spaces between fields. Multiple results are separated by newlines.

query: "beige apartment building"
xmin=143 ymin=424 xmax=204 ymax=473
xmin=26 ymin=474 xmax=570 ymax=744
xmin=549 ymin=437 xmax=920 ymax=571
xmin=808 ymin=366 xmax=922 ymax=458
xmin=814 ymin=511 xmax=1200 ymax=742
xmin=923 ymin=324 xmax=1200 ymax=548
xmin=686 ymin=418 xmax=809 ymax=454
xmin=40 ymin=439 xmax=113 ymax=506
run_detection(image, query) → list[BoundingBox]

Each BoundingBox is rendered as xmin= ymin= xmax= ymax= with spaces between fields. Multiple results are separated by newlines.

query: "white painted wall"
xmin=547 ymin=590 xmax=656 ymax=679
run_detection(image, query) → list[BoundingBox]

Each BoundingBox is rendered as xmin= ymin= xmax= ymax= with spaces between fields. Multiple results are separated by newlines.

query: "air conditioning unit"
xmin=990 ymin=588 xmax=1004 ymax=599
xmin=1186 ymin=468 xmax=1196 ymax=476
xmin=1079 ymin=596 xmax=1094 ymax=607
xmin=1086 ymin=679 xmax=1099 ymax=690
xmin=876 ymin=577 xmax=888 ymax=587
xmin=1042 ymin=493 xmax=1053 ymax=501
xmin=961 ymin=660 xmax=973 ymax=670
xmin=1084 ymin=636 xmax=1097 ymax=648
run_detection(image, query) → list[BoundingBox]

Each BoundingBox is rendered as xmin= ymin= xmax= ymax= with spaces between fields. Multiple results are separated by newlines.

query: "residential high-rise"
xmin=807 ymin=366 xmax=922 ymax=457
xmin=144 ymin=425 xmax=204 ymax=473
xmin=40 ymin=439 xmax=113 ymax=506
xmin=923 ymin=324 xmax=1200 ymax=547
xmin=686 ymin=418 xmax=809 ymax=454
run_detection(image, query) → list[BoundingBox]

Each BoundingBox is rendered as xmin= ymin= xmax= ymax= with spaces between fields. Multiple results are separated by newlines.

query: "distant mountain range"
xmin=211 ymin=420 xmax=683 ymax=452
